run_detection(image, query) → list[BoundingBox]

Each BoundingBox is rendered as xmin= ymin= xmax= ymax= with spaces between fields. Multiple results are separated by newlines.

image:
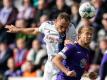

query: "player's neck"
xmin=77 ymin=40 xmax=89 ymax=48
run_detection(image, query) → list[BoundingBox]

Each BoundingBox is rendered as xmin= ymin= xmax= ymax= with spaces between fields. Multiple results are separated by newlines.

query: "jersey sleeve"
xmin=38 ymin=22 xmax=48 ymax=33
xmin=58 ymin=44 xmax=74 ymax=59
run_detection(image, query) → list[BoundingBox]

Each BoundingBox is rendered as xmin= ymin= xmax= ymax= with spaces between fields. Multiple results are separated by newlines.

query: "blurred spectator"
xmin=13 ymin=38 xmax=28 ymax=69
xmin=98 ymin=11 xmax=107 ymax=41
xmin=32 ymin=14 xmax=49 ymax=27
xmin=4 ymin=58 xmax=22 ymax=80
xmin=99 ymin=38 xmax=107 ymax=80
xmin=15 ymin=19 xmax=28 ymax=28
xmin=0 ymin=73 xmax=3 ymax=80
xmin=76 ymin=18 xmax=92 ymax=32
xmin=17 ymin=0 xmax=35 ymax=24
xmin=91 ymin=0 xmax=106 ymax=31
xmin=50 ymin=0 xmax=71 ymax=20
xmin=15 ymin=19 xmax=36 ymax=49
xmin=0 ymin=0 xmax=18 ymax=44
xmin=33 ymin=0 xmax=38 ymax=8
xmin=14 ymin=0 xmax=22 ymax=9
xmin=33 ymin=0 xmax=50 ymax=24
xmin=89 ymin=38 xmax=107 ymax=73
xmin=0 ymin=0 xmax=3 ymax=8
xmin=39 ymin=14 xmax=49 ymax=25
xmin=0 ymin=42 xmax=13 ymax=74
xmin=36 ymin=59 xmax=47 ymax=77
xmin=65 ymin=0 xmax=81 ymax=7
xmin=70 ymin=2 xmax=81 ymax=27
xmin=22 ymin=61 xmax=36 ymax=77
xmin=0 ymin=0 xmax=18 ymax=27
xmin=26 ymin=40 xmax=47 ymax=66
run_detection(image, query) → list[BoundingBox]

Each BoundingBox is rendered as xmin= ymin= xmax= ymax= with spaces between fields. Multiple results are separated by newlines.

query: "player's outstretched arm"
xmin=5 ymin=25 xmax=40 ymax=35
xmin=52 ymin=54 xmax=76 ymax=77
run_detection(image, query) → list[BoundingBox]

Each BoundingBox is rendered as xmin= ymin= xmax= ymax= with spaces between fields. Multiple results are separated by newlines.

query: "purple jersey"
xmin=100 ymin=50 xmax=107 ymax=80
xmin=56 ymin=43 xmax=89 ymax=80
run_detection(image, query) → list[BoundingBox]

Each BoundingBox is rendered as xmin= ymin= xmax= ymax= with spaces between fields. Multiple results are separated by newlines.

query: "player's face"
xmin=102 ymin=13 xmax=107 ymax=29
xmin=55 ymin=19 xmax=70 ymax=33
xmin=80 ymin=30 xmax=93 ymax=45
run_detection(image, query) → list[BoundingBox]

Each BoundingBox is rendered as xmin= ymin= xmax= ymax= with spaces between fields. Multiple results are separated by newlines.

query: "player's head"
xmin=102 ymin=11 xmax=107 ymax=30
xmin=78 ymin=26 xmax=94 ymax=46
xmin=3 ymin=0 xmax=13 ymax=8
xmin=55 ymin=12 xmax=70 ymax=33
xmin=99 ymin=37 xmax=107 ymax=51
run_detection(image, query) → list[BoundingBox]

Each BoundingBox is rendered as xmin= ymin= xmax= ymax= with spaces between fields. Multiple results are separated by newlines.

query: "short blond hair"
xmin=78 ymin=26 xmax=94 ymax=38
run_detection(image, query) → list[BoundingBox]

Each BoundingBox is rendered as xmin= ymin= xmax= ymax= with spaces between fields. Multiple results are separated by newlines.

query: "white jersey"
xmin=38 ymin=21 xmax=76 ymax=80
xmin=38 ymin=21 xmax=76 ymax=57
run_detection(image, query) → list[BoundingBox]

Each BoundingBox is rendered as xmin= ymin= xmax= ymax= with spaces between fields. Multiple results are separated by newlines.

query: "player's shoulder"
xmin=47 ymin=21 xmax=54 ymax=25
xmin=41 ymin=21 xmax=54 ymax=25
xmin=61 ymin=44 xmax=77 ymax=55
xmin=42 ymin=21 xmax=54 ymax=25
xmin=66 ymin=43 xmax=77 ymax=50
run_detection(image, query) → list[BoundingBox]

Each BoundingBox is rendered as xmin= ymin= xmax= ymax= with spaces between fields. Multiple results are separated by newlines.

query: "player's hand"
xmin=5 ymin=25 xmax=19 ymax=33
xmin=66 ymin=70 xmax=76 ymax=77
xmin=88 ymin=72 xmax=97 ymax=79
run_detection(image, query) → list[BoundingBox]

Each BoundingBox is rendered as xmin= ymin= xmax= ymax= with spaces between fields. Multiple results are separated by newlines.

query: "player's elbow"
xmin=52 ymin=55 xmax=63 ymax=65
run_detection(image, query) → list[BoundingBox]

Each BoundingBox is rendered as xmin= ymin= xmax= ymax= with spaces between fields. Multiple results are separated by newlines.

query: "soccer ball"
xmin=79 ymin=2 xmax=96 ymax=19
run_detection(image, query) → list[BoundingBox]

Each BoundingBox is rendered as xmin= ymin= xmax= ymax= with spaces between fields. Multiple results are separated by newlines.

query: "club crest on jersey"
xmin=80 ymin=58 xmax=87 ymax=68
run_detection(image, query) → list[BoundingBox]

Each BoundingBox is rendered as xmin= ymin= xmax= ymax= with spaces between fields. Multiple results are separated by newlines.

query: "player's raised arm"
xmin=5 ymin=25 xmax=40 ymax=35
xmin=52 ymin=54 xmax=76 ymax=77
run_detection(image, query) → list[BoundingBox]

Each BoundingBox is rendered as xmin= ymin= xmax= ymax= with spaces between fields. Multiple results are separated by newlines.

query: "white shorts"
xmin=43 ymin=60 xmax=59 ymax=80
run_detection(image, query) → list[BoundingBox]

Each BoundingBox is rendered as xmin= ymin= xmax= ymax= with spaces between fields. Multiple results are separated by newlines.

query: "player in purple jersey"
xmin=99 ymin=38 xmax=107 ymax=80
xmin=53 ymin=26 xmax=96 ymax=80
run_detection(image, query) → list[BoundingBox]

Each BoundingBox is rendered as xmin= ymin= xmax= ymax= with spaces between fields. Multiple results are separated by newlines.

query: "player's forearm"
xmin=16 ymin=28 xmax=39 ymax=35
xmin=52 ymin=55 xmax=69 ymax=74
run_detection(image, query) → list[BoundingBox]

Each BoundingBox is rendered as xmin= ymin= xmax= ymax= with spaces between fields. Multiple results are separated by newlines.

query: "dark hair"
xmin=57 ymin=12 xmax=71 ymax=22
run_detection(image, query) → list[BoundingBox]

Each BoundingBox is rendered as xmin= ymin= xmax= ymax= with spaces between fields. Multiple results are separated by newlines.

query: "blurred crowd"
xmin=0 ymin=0 xmax=107 ymax=80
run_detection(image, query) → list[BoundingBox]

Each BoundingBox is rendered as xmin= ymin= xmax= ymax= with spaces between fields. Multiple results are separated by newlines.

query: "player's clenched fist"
xmin=88 ymin=72 xmax=97 ymax=79
xmin=66 ymin=70 xmax=76 ymax=77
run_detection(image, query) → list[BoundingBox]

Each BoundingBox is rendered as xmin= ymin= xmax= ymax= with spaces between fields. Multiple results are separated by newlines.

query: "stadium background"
xmin=0 ymin=0 xmax=107 ymax=80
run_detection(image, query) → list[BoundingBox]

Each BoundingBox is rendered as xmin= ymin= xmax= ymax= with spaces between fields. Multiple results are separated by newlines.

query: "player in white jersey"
xmin=5 ymin=12 xmax=76 ymax=80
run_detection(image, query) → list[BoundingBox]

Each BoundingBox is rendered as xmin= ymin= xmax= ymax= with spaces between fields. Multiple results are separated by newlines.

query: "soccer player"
xmin=99 ymin=38 xmax=107 ymax=80
xmin=53 ymin=26 xmax=95 ymax=80
xmin=5 ymin=12 xmax=76 ymax=80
